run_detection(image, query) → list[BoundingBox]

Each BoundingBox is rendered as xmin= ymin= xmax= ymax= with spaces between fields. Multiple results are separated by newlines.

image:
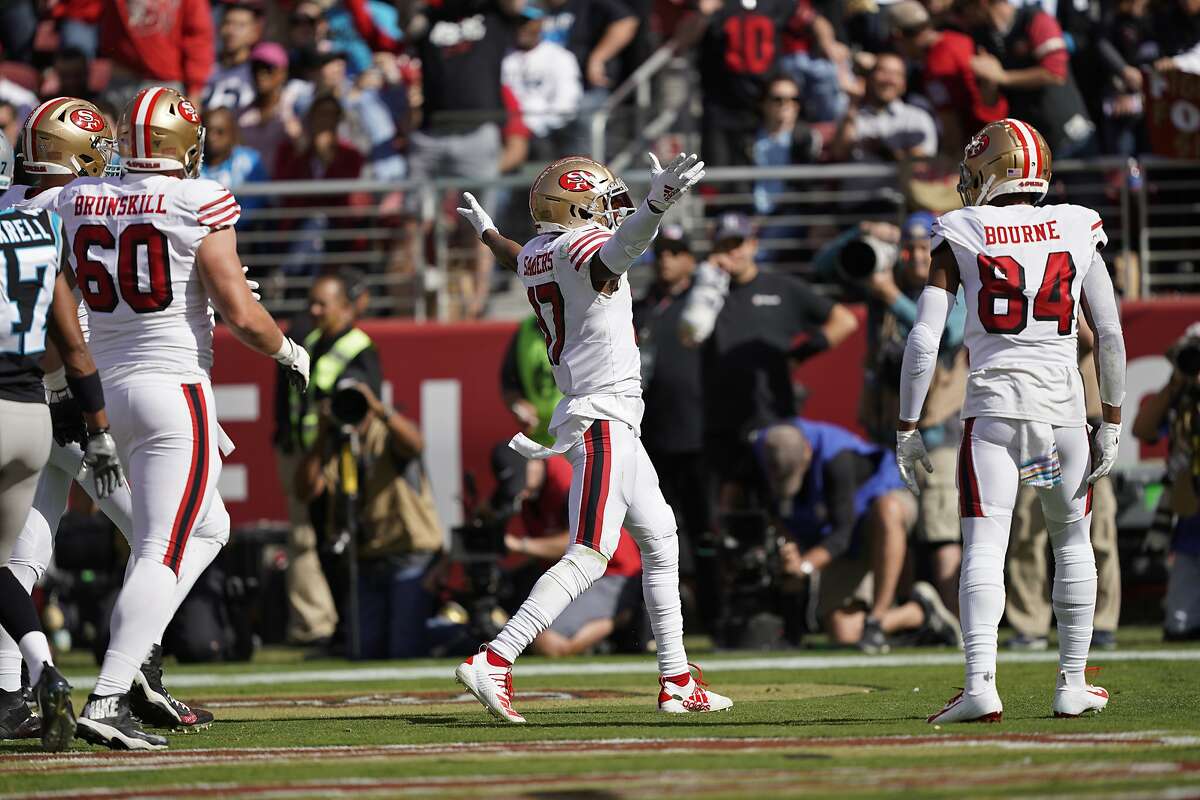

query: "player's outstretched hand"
xmin=896 ymin=429 xmax=933 ymax=495
xmin=273 ymin=337 xmax=311 ymax=390
xmin=456 ymin=192 xmax=497 ymax=239
xmin=243 ymin=265 xmax=261 ymax=302
xmin=646 ymin=152 xmax=705 ymax=214
xmin=1087 ymin=421 xmax=1121 ymax=484
xmin=83 ymin=429 xmax=125 ymax=499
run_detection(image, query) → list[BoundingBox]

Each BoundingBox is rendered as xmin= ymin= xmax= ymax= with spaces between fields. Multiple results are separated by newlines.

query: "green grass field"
xmin=2 ymin=629 xmax=1198 ymax=799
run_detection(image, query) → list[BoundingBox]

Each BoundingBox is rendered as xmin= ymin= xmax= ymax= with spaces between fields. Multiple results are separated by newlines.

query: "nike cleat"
xmin=927 ymin=688 xmax=1003 ymax=724
xmin=1053 ymin=670 xmax=1109 ymax=718
xmin=33 ymin=664 xmax=74 ymax=751
xmin=131 ymin=645 xmax=213 ymax=731
xmin=454 ymin=647 xmax=525 ymax=724
xmin=77 ymin=694 xmax=168 ymax=750
xmin=0 ymin=687 xmax=40 ymax=740
xmin=658 ymin=663 xmax=733 ymax=713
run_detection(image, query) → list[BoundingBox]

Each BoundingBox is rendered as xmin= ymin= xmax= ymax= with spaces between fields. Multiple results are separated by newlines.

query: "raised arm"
xmin=458 ymin=192 xmax=521 ymax=273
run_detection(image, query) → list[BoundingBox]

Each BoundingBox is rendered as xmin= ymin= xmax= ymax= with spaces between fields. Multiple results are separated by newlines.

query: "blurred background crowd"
xmin=8 ymin=0 xmax=1200 ymax=663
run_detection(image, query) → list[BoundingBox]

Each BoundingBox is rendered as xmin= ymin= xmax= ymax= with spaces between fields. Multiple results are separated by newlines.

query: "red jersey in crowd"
xmin=99 ymin=0 xmax=214 ymax=97
xmin=517 ymin=456 xmax=642 ymax=578
xmin=923 ymin=30 xmax=1008 ymax=135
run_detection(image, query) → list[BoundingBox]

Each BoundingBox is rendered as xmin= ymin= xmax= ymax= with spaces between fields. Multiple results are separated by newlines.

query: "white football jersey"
xmin=516 ymin=223 xmax=642 ymax=401
xmin=56 ymin=173 xmax=241 ymax=383
xmin=934 ymin=203 xmax=1107 ymax=425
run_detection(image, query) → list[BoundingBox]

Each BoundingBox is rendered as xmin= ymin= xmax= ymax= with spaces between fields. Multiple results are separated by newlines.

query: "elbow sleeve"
xmin=596 ymin=201 xmax=662 ymax=276
xmin=1095 ymin=323 xmax=1127 ymax=407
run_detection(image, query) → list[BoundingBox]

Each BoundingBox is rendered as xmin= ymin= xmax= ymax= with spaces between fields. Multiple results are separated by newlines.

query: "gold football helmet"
xmin=118 ymin=87 xmax=204 ymax=178
xmin=529 ymin=156 xmax=634 ymax=234
xmin=957 ymin=118 xmax=1052 ymax=207
xmin=21 ymin=96 xmax=116 ymax=178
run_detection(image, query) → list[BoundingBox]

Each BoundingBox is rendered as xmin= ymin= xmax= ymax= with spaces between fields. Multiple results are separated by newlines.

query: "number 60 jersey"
xmin=932 ymin=203 xmax=1107 ymax=427
xmin=57 ymin=173 xmax=240 ymax=383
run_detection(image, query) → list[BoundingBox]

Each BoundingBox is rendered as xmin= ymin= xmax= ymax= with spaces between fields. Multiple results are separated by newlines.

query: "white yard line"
xmin=63 ymin=649 xmax=1200 ymax=690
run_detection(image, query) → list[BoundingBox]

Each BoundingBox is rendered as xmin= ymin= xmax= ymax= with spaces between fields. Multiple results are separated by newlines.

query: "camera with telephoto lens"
xmin=1169 ymin=336 xmax=1200 ymax=378
xmin=331 ymin=383 xmax=370 ymax=427
xmin=837 ymin=234 xmax=899 ymax=286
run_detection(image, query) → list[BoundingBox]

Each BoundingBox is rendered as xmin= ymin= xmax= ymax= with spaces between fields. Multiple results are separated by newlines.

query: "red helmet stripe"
xmin=25 ymin=97 xmax=71 ymax=165
xmin=1009 ymin=119 xmax=1038 ymax=180
xmin=140 ymin=88 xmax=166 ymax=161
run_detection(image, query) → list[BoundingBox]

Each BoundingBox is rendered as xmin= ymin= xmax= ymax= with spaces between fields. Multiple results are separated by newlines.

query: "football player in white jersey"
xmin=55 ymin=87 xmax=310 ymax=750
xmin=896 ymin=119 xmax=1126 ymax=723
xmin=453 ymin=153 xmax=732 ymax=722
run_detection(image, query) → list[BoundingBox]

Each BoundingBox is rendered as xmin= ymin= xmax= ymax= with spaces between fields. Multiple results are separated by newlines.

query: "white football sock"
xmin=93 ymin=558 xmax=178 ymax=696
xmin=638 ymin=531 xmax=688 ymax=678
xmin=18 ymin=632 xmax=52 ymax=687
xmin=0 ymin=559 xmax=40 ymax=691
xmin=959 ymin=514 xmax=1011 ymax=696
xmin=1049 ymin=513 xmax=1097 ymax=688
xmin=489 ymin=544 xmax=607 ymax=664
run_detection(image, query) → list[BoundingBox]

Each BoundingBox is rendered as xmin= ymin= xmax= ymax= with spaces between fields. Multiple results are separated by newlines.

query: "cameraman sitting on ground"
xmin=296 ymin=381 xmax=443 ymax=659
xmin=752 ymin=418 xmax=961 ymax=653
xmin=498 ymin=451 xmax=642 ymax=657
xmin=815 ymin=213 xmax=967 ymax=613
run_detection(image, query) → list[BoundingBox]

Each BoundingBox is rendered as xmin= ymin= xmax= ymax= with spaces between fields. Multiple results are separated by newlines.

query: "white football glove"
xmin=83 ymin=429 xmax=125 ymax=499
xmin=896 ymin=429 xmax=933 ymax=495
xmin=273 ymin=337 xmax=311 ymax=390
xmin=646 ymin=152 xmax=705 ymax=214
xmin=243 ymin=265 xmax=261 ymax=302
xmin=456 ymin=191 xmax=496 ymax=239
xmin=1087 ymin=422 xmax=1121 ymax=484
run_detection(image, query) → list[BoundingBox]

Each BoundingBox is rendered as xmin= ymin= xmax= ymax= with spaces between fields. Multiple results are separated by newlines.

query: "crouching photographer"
xmin=751 ymin=418 xmax=961 ymax=653
xmin=1132 ymin=324 xmax=1200 ymax=641
xmin=815 ymin=213 xmax=968 ymax=613
xmin=295 ymin=380 xmax=443 ymax=659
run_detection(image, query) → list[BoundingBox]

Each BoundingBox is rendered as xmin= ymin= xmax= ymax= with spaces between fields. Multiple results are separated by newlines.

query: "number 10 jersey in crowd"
xmin=57 ymin=174 xmax=241 ymax=384
xmin=933 ymin=203 xmax=1108 ymax=427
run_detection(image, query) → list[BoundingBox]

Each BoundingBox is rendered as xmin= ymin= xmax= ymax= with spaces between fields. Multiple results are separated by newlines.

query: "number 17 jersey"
xmin=933 ymin=203 xmax=1106 ymax=426
xmin=57 ymin=173 xmax=241 ymax=383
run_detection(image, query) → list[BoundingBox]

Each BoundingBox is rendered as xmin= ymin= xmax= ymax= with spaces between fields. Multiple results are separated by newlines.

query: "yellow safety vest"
xmin=289 ymin=327 xmax=374 ymax=450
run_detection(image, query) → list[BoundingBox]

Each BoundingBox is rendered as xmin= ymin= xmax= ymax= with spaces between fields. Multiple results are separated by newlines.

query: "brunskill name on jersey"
xmin=934 ymin=203 xmax=1107 ymax=427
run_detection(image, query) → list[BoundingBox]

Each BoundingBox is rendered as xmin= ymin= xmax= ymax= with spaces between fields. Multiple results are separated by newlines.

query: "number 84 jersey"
xmin=57 ymin=173 xmax=241 ymax=383
xmin=933 ymin=203 xmax=1106 ymax=426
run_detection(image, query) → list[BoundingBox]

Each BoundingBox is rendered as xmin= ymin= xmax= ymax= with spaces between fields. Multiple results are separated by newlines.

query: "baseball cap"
xmin=888 ymin=1 xmax=930 ymax=34
xmin=519 ymin=3 xmax=544 ymax=20
xmin=903 ymin=211 xmax=935 ymax=242
xmin=653 ymin=223 xmax=691 ymax=255
xmin=250 ymin=42 xmax=288 ymax=69
xmin=713 ymin=212 xmax=755 ymax=244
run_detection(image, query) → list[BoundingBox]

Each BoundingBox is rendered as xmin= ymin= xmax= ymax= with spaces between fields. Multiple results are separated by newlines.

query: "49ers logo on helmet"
xmin=965 ymin=134 xmax=989 ymax=159
xmin=558 ymin=169 xmax=596 ymax=192
xmin=177 ymin=99 xmax=200 ymax=124
xmin=70 ymin=108 xmax=105 ymax=133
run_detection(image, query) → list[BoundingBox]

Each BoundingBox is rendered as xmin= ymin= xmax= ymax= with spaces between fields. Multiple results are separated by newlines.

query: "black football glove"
xmin=48 ymin=388 xmax=88 ymax=449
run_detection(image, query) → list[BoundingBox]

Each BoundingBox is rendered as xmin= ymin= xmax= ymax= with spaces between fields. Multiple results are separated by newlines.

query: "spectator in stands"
xmin=753 ymin=419 xmax=961 ymax=652
xmin=288 ymin=2 xmax=334 ymax=73
xmin=48 ymin=47 xmax=95 ymax=104
xmin=200 ymin=107 xmax=268 ymax=217
xmin=890 ymin=0 xmax=1007 ymax=159
xmin=1095 ymin=0 xmax=1155 ymax=156
xmin=778 ymin=1 xmax=853 ymax=123
xmin=204 ymin=0 xmax=265 ymax=112
xmin=815 ymin=214 xmax=966 ymax=613
xmin=502 ymin=456 xmax=642 ymax=657
xmin=0 ymin=102 xmax=19 ymax=149
xmin=963 ymin=0 xmax=1097 ymax=157
xmin=1152 ymin=0 xmax=1200 ymax=74
xmin=0 ymin=81 xmax=35 ymax=124
xmin=0 ymin=0 xmax=36 ymax=63
xmin=753 ymin=75 xmax=823 ymax=218
xmin=502 ymin=5 xmax=584 ymax=160
xmin=52 ymin=0 xmax=103 ymax=58
xmin=274 ymin=93 xmax=365 ymax=184
xmin=829 ymin=52 xmax=938 ymax=163
xmin=100 ymin=0 xmax=215 ymax=108
xmin=239 ymin=42 xmax=302 ymax=178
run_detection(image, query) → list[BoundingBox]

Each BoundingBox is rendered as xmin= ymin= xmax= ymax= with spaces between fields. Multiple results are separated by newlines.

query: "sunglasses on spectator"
xmin=766 ymin=94 xmax=800 ymax=104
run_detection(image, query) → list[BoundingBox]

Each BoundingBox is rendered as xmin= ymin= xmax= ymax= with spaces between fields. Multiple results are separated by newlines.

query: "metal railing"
xmin=228 ymin=157 xmax=1188 ymax=320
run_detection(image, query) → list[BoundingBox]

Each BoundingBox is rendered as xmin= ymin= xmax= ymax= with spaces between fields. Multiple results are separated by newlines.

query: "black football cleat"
xmin=0 ymin=686 xmax=40 ymax=740
xmin=130 ymin=644 xmax=213 ymax=731
xmin=33 ymin=663 xmax=75 ymax=751
xmin=76 ymin=693 xmax=167 ymax=750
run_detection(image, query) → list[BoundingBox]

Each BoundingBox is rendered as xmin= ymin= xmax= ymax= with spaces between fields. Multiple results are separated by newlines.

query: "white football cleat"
xmin=927 ymin=688 xmax=1003 ymax=724
xmin=454 ymin=647 xmax=526 ymax=724
xmin=658 ymin=663 xmax=733 ymax=713
xmin=1052 ymin=670 xmax=1109 ymax=718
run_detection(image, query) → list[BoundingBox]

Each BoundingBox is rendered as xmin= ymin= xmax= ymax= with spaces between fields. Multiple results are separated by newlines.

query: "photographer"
xmin=815 ymin=213 xmax=967 ymax=612
xmin=498 ymin=453 xmax=642 ymax=657
xmin=752 ymin=419 xmax=960 ymax=652
xmin=1132 ymin=324 xmax=1200 ymax=641
xmin=296 ymin=380 xmax=442 ymax=659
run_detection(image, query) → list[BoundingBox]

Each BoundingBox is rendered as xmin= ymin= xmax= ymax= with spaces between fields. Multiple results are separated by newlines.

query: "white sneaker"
xmin=454 ymin=647 xmax=525 ymax=724
xmin=657 ymin=663 xmax=733 ymax=713
xmin=1052 ymin=670 xmax=1109 ymax=718
xmin=927 ymin=688 xmax=1003 ymax=724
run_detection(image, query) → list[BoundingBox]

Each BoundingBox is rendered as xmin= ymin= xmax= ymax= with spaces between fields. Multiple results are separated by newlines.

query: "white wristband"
xmin=272 ymin=338 xmax=294 ymax=362
xmin=44 ymin=366 xmax=68 ymax=392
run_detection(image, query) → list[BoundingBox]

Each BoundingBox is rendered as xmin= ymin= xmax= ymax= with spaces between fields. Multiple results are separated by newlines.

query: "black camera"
xmin=331 ymin=384 xmax=370 ymax=426
xmin=837 ymin=234 xmax=898 ymax=284
xmin=1171 ymin=338 xmax=1200 ymax=378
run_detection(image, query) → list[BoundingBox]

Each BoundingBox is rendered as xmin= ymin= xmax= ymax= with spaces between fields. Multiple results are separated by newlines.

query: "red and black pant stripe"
xmin=575 ymin=420 xmax=612 ymax=552
xmin=958 ymin=418 xmax=985 ymax=518
xmin=164 ymin=383 xmax=210 ymax=575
